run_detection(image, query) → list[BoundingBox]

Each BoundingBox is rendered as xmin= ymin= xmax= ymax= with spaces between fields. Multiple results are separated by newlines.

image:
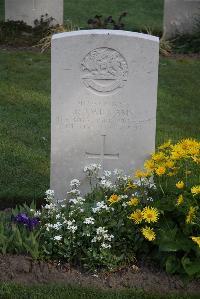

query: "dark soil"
xmin=0 ymin=255 xmax=200 ymax=295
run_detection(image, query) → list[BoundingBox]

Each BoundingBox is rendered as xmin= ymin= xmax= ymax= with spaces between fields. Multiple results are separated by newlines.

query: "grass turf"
xmin=0 ymin=0 xmax=164 ymax=32
xmin=0 ymin=51 xmax=200 ymax=207
xmin=0 ymin=283 xmax=199 ymax=299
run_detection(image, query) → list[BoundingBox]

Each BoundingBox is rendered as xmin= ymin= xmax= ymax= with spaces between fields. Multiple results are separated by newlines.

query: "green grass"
xmin=0 ymin=50 xmax=200 ymax=207
xmin=0 ymin=0 xmax=4 ymax=21
xmin=0 ymin=0 xmax=164 ymax=32
xmin=0 ymin=283 xmax=199 ymax=299
xmin=64 ymin=0 xmax=164 ymax=32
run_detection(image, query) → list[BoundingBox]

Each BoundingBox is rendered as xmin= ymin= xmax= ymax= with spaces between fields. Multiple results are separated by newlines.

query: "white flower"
xmin=101 ymin=242 xmax=111 ymax=249
xmin=56 ymin=213 xmax=61 ymax=219
xmin=83 ymin=217 xmax=95 ymax=225
xmin=34 ymin=210 xmax=41 ymax=217
xmin=84 ymin=163 xmax=101 ymax=176
xmin=122 ymin=202 xmax=128 ymax=207
xmin=69 ymin=196 xmax=85 ymax=205
xmin=121 ymin=195 xmax=128 ymax=199
xmin=92 ymin=201 xmax=110 ymax=213
xmin=147 ymin=197 xmax=154 ymax=202
xmin=45 ymin=189 xmax=55 ymax=199
xmin=53 ymin=235 xmax=62 ymax=241
xmin=64 ymin=219 xmax=77 ymax=233
xmin=70 ymin=179 xmax=80 ymax=189
xmin=100 ymin=179 xmax=113 ymax=189
xmin=104 ymin=170 xmax=112 ymax=178
xmin=113 ymin=169 xmax=123 ymax=176
xmin=44 ymin=203 xmax=57 ymax=210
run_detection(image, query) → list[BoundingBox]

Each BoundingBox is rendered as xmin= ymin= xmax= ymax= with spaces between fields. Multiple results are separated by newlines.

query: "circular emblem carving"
xmin=81 ymin=47 xmax=128 ymax=95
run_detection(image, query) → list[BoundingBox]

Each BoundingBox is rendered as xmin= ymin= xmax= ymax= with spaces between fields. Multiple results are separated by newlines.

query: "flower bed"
xmin=0 ymin=138 xmax=200 ymax=277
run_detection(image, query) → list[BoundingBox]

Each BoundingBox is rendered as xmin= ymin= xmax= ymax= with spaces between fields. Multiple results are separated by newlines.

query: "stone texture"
xmin=51 ymin=30 xmax=159 ymax=201
xmin=5 ymin=0 xmax=63 ymax=27
xmin=163 ymin=0 xmax=200 ymax=38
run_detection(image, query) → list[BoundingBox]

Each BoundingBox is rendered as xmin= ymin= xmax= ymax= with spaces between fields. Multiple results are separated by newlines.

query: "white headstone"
xmin=5 ymin=0 xmax=63 ymax=27
xmin=51 ymin=30 xmax=159 ymax=202
xmin=164 ymin=0 xmax=200 ymax=38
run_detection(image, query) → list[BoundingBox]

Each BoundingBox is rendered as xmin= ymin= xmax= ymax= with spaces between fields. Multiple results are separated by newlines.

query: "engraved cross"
xmin=85 ymin=135 xmax=119 ymax=173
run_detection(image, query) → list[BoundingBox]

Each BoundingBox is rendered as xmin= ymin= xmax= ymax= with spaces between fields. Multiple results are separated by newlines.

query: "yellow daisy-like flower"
xmin=191 ymin=185 xmax=200 ymax=196
xmin=125 ymin=180 xmax=136 ymax=191
xmin=186 ymin=206 xmax=197 ymax=224
xmin=144 ymin=159 xmax=155 ymax=172
xmin=176 ymin=194 xmax=184 ymax=206
xmin=141 ymin=226 xmax=156 ymax=241
xmin=129 ymin=209 xmax=143 ymax=224
xmin=191 ymin=236 xmax=200 ymax=248
xmin=176 ymin=181 xmax=184 ymax=189
xmin=152 ymin=152 xmax=166 ymax=162
xmin=108 ymin=194 xmax=120 ymax=205
xmin=165 ymin=160 xmax=174 ymax=168
xmin=158 ymin=140 xmax=172 ymax=150
xmin=142 ymin=206 xmax=159 ymax=223
xmin=134 ymin=169 xmax=151 ymax=179
xmin=127 ymin=197 xmax=139 ymax=206
xmin=155 ymin=166 xmax=166 ymax=176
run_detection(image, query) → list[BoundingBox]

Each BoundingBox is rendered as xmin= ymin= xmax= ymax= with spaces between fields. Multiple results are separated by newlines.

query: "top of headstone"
xmin=52 ymin=29 xmax=159 ymax=43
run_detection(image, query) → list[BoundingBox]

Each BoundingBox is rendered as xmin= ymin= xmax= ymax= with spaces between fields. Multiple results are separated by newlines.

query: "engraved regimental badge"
xmin=81 ymin=47 xmax=128 ymax=95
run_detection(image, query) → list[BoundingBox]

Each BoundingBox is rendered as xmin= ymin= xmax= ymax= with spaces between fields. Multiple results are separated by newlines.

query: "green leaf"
xmin=166 ymin=255 xmax=181 ymax=274
xmin=182 ymin=257 xmax=200 ymax=276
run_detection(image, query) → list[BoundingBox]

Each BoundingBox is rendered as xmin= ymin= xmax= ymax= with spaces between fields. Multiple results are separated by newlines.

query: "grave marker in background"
xmin=51 ymin=30 xmax=159 ymax=201
xmin=164 ymin=0 xmax=200 ymax=38
xmin=5 ymin=0 xmax=63 ymax=27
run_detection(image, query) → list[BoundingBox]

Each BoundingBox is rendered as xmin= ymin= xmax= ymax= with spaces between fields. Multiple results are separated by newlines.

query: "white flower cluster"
xmin=64 ymin=219 xmax=77 ymax=233
xmin=53 ymin=235 xmax=62 ymax=241
xmin=45 ymin=189 xmax=55 ymax=201
xmin=69 ymin=196 xmax=85 ymax=205
xmin=91 ymin=227 xmax=114 ymax=249
xmin=45 ymin=221 xmax=62 ymax=231
xmin=83 ymin=217 xmax=95 ymax=225
xmin=44 ymin=202 xmax=57 ymax=212
xmin=92 ymin=201 xmax=111 ymax=213
xmin=83 ymin=163 xmax=101 ymax=176
xmin=70 ymin=179 xmax=80 ymax=189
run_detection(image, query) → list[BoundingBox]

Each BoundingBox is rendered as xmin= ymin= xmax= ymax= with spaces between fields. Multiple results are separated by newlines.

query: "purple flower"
xmin=12 ymin=213 xmax=39 ymax=231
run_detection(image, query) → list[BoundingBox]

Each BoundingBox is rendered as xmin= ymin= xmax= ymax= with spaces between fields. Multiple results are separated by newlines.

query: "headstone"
xmin=163 ymin=0 xmax=200 ymax=38
xmin=51 ymin=30 xmax=159 ymax=202
xmin=5 ymin=0 xmax=63 ymax=27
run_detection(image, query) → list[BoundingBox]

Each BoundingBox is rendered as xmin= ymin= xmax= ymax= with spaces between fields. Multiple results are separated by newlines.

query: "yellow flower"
xmin=155 ymin=166 xmax=166 ymax=176
xmin=134 ymin=169 xmax=145 ymax=178
xmin=176 ymin=194 xmax=184 ymax=206
xmin=134 ymin=170 xmax=150 ymax=178
xmin=158 ymin=140 xmax=172 ymax=150
xmin=176 ymin=181 xmax=184 ymax=189
xmin=141 ymin=226 xmax=156 ymax=241
xmin=186 ymin=206 xmax=197 ymax=224
xmin=165 ymin=160 xmax=174 ymax=168
xmin=125 ymin=180 xmax=136 ymax=191
xmin=191 ymin=185 xmax=200 ymax=196
xmin=191 ymin=237 xmax=200 ymax=248
xmin=108 ymin=194 xmax=120 ymax=205
xmin=142 ymin=206 xmax=159 ymax=223
xmin=127 ymin=197 xmax=139 ymax=206
xmin=152 ymin=152 xmax=166 ymax=162
xmin=129 ymin=209 xmax=143 ymax=224
xmin=144 ymin=159 xmax=155 ymax=172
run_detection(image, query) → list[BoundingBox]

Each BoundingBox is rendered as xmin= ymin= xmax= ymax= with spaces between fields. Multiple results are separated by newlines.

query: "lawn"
xmin=0 ymin=50 xmax=200 ymax=208
xmin=0 ymin=0 xmax=164 ymax=32
xmin=0 ymin=283 xmax=200 ymax=299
